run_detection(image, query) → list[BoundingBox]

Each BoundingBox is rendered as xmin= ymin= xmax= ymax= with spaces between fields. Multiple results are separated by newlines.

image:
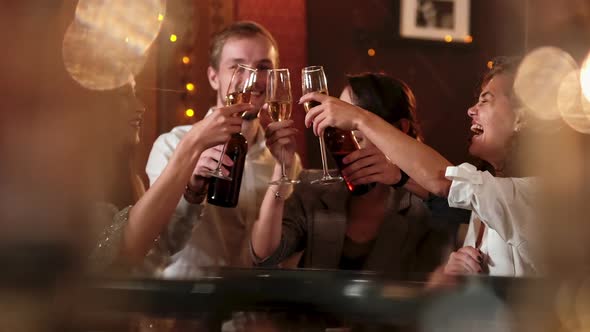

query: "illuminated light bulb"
xmin=464 ymin=35 xmax=473 ymax=43
xmin=367 ymin=48 xmax=376 ymax=57
xmin=487 ymin=61 xmax=494 ymax=69
xmin=170 ymin=34 xmax=177 ymax=42
xmin=185 ymin=83 xmax=195 ymax=92
xmin=444 ymin=35 xmax=453 ymax=43
xmin=580 ymin=53 xmax=590 ymax=103
xmin=182 ymin=56 xmax=190 ymax=65
xmin=185 ymin=108 xmax=195 ymax=117
xmin=158 ymin=14 xmax=164 ymax=21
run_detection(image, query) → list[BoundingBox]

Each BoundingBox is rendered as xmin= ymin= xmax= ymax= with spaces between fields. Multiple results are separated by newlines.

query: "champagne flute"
xmin=266 ymin=69 xmax=300 ymax=185
xmin=207 ymin=64 xmax=257 ymax=180
xmin=301 ymin=66 xmax=343 ymax=185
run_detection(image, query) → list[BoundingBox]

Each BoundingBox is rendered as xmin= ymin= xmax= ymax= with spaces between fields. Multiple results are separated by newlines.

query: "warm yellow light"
xmin=514 ymin=47 xmax=577 ymax=121
xmin=581 ymin=53 xmax=590 ymax=103
xmin=185 ymin=83 xmax=195 ymax=92
xmin=464 ymin=35 xmax=473 ymax=43
xmin=170 ymin=34 xmax=177 ymax=42
xmin=158 ymin=13 xmax=164 ymax=21
xmin=185 ymin=108 xmax=195 ymax=117
xmin=444 ymin=35 xmax=453 ymax=43
xmin=367 ymin=48 xmax=376 ymax=57
xmin=487 ymin=61 xmax=494 ymax=69
xmin=125 ymin=37 xmax=129 ymax=43
xmin=182 ymin=56 xmax=191 ymax=64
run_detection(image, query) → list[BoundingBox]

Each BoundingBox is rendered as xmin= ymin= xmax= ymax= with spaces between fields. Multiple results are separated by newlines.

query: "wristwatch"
xmin=392 ymin=169 xmax=409 ymax=189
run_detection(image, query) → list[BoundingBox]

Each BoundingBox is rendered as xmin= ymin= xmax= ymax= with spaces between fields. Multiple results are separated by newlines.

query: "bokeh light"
xmin=182 ymin=56 xmax=191 ymax=64
xmin=557 ymin=70 xmax=590 ymax=133
xmin=367 ymin=48 xmax=376 ymax=57
xmin=158 ymin=13 xmax=164 ymax=21
xmin=580 ymin=52 xmax=590 ymax=103
xmin=74 ymin=0 xmax=165 ymax=55
xmin=63 ymin=0 xmax=166 ymax=90
xmin=185 ymin=108 xmax=195 ymax=117
xmin=487 ymin=60 xmax=494 ymax=69
xmin=63 ymin=23 xmax=147 ymax=90
xmin=170 ymin=34 xmax=178 ymax=42
xmin=185 ymin=83 xmax=195 ymax=92
xmin=444 ymin=35 xmax=453 ymax=43
xmin=514 ymin=47 xmax=578 ymax=121
xmin=463 ymin=35 xmax=473 ymax=43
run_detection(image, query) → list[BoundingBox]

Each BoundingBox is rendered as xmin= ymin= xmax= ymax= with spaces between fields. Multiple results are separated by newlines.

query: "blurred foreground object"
xmin=57 ymin=268 xmax=584 ymax=331
xmin=62 ymin=0 xmax=165 ymax=90
xmin=0 ymin=242 xmax=79 ymax=332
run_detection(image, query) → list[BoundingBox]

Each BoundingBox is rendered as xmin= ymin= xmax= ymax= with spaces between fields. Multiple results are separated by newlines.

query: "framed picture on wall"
xmin=400 ymin=0 xmax=471 ymax=43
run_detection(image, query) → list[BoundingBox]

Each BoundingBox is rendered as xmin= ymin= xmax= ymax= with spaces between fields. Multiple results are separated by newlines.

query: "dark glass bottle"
xmin=324 ymin=127 xmax=375 ymax=195
xmin=207 ymin=133 xmax=247 ymax=207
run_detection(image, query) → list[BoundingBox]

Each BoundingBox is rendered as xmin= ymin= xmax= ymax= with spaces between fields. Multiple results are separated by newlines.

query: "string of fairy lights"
xmin=160 ymin=1 xmax=197 ymax=119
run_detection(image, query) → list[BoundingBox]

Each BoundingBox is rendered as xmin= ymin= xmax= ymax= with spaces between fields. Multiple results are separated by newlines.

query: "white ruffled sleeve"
xmin=445 ymin=163 xmax=537 ymax=247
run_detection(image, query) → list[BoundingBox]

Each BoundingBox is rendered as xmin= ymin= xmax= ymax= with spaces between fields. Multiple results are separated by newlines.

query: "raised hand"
xmin=264 ymin=120 xmax=298 ymax=169
xmin=340 ymin=146 xmax=401 ymax=186
xmin=187 ymin=103 xmax=252 ymax=151
xmin=184 ymin=103 xmax=251 ymax=194
xmin=443 ymin=246 xmax=485 ymax=275
xmin=194 ymin=145 xmax=234 ymax=177
xmin=300 ymin=92 xmax=369 ymax=137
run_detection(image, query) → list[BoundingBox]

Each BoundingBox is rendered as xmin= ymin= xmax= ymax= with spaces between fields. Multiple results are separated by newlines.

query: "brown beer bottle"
xmin=324 ymin=127 xmax=375 ymax=195
xmin=207 ymin=133 xmax=247 ymax=207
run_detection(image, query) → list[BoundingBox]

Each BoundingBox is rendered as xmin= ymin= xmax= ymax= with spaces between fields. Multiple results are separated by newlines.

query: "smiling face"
xmin=207 ymin=35 xmax=278 ymax=120
xmin=104 ymin=76 xmax=146 ymax=147
xmin=468 ymin=73 xmax=519 ymax=169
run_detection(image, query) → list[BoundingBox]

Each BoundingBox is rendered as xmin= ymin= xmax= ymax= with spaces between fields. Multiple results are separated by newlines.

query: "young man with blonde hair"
xmin=146 ymin=21 xmax=301 ymax=275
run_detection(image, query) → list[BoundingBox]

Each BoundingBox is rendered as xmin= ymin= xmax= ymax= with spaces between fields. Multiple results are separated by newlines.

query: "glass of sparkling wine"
xmin=301 ymin=65 xmax=343 ymax=185
xmin=207 ymin=64 xmax=257 ymax=180
xmin=266 ymin=68 xmax=300 ymax=185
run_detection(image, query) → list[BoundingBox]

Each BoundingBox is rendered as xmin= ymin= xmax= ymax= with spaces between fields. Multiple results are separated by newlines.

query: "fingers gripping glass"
xmin=207 ymin=64 xmax=257 ymax=180
xmin=301 ymin=66 xmax=343 ymax=185
xmin=266 ymin=69 xmax=300 ymax=185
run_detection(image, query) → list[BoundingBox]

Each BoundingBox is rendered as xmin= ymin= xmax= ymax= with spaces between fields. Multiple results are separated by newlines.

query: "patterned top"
xmin=88 ymin=203 xmax=131 ymax=273
xmin=88 ymin=202 xmax=196 ymax=275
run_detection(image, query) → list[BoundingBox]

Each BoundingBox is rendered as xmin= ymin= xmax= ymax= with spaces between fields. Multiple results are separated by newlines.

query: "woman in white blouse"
xmin=299 ymin=58 xmax=538 ymax=277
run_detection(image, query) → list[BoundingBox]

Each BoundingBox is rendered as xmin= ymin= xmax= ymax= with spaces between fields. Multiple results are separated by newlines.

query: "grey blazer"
xmin=254 ymin=170 xmax=449 ymax=280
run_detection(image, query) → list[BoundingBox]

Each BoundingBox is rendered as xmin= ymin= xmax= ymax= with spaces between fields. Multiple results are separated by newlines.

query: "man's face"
xmin=208 ymin=35 xmax=278 ymax=120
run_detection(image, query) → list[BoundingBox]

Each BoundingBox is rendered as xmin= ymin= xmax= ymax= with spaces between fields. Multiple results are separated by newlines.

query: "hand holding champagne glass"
xmin=207 ymin=64 xmax=257 ymax=181
xmin=301 ymin=66 xmax=343 ymax=185
xmin=266 ymin=69 xmax=300 ymax=185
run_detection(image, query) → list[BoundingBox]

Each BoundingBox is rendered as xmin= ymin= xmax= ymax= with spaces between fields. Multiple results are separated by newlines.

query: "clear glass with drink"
xmin=206 ymin=64 xmax=256 ymax=181
xmin=266 ymin=69 xmax=300 ymax=185
xmin=301 ymin=66 xmax=343 ymax=185
xmin=324 ymin=129 xmax=375 ymax=195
